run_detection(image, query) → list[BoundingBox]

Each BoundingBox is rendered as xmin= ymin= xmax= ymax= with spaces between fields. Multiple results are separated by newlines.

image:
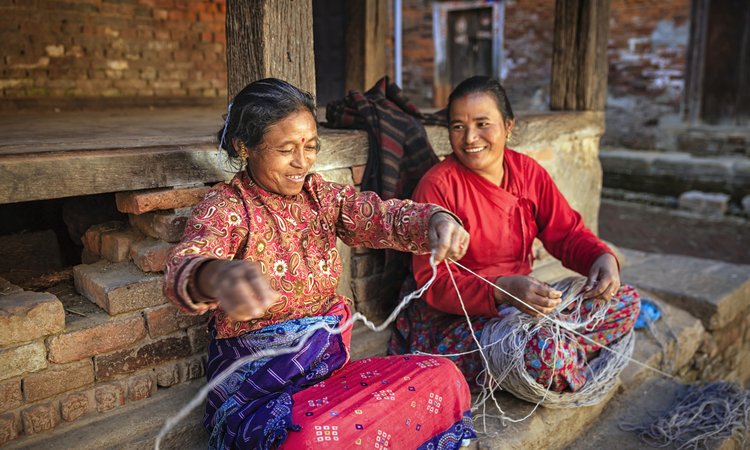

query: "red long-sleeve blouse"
xmin=412 ymin=150 xmax=614 ymax=318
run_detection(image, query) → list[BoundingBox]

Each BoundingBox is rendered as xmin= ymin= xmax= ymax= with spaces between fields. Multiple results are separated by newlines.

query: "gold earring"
xmin=507 ymin=132 xmax=513 ymax=142
xmin=238 ymin=143 xmax=248 ymax=160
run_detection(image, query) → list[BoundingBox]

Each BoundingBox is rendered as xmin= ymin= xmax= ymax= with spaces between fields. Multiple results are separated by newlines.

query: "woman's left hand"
xmin=428 ymin=212 xmax=470 ymax=263
xmin=583 ymin=253 xmax=621 ymax=301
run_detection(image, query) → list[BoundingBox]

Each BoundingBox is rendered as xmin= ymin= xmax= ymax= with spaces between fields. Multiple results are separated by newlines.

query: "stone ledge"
xmin=620 ymin=249 xmax=750 ymax=331
xmin=600 ymin=148 xmax=750 ymax=199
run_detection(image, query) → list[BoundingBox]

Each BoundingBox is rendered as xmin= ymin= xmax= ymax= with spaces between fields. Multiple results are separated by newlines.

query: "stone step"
xmin=600 ymin=148 xmax=750 ymax=200
xmin=600 ymin=197 xmax=750 ymax=265
xmin=619 ymin=249 xmax=750 ymax=332
xmin=618 ymin=292 xmax=705 ymax=390
xmin=472 ymin=386 xmax=618 ymax=450
xmin=5 ymin=378 xmax=209 ymax=450
xmin=565 ymin=376 xmax=748 ymax=450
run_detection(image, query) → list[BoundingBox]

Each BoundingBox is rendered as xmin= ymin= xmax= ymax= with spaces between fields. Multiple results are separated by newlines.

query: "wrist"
xmin=493 ymin=276 xmax=506 ymax=304
xmin=192 ymin=259 xmax=221 ymax=301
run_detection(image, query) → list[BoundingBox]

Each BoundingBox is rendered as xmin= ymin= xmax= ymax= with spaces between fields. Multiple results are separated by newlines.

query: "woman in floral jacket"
xmin=164 ymin=78 xmax=476 ymax=449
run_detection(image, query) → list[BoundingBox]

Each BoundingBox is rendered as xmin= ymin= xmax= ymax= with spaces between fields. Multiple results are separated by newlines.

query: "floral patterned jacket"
xmin=164 ymin=170 xmax=444 ymax=339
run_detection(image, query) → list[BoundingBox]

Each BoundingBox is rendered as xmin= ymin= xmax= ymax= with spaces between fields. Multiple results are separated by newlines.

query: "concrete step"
xmin=599 ymin=148 xmax=750 ymax=200
xmin=619 ymin=249 xmax=750 ymax=332
xmin=6 ymin=379 xmax=209 ymax=450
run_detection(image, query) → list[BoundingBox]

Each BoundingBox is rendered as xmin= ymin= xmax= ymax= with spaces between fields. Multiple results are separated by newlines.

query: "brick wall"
xmin=401 ymin=0 xmax=435 ymax=106
xmin=0 ymin=187 xmax=209 ymax=446
xmin=0 ymin=0 xmax=227 ymax=104
xmin=398 ymin=0 xmax=689 ymax=111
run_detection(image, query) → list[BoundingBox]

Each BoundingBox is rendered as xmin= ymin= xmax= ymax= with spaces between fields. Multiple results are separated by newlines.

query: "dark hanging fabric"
xmin=325 ymin=76 xmax=446 ymax=200
xmin=325 ymin=76 xmax=448 ymax=313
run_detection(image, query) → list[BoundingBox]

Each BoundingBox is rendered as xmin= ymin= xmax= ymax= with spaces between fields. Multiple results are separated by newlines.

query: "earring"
xmin=238 ymin=143 xmax=248 ymax=160
xmin=507 ymin=131 xmax=513 ymax=142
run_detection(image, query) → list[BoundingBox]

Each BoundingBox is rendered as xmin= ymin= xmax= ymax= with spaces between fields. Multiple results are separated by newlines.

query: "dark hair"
xmin=217 ymin=78 xmax=317 ymax=157
xmin=447 ymin=76 xmax=514 ymax=123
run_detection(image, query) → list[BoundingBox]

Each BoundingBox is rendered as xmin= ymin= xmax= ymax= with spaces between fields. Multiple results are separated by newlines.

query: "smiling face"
xmin=448 ymin=92 xmax=514 ymax=185
xmin=242 ymin=109 xmax=319 ymax=196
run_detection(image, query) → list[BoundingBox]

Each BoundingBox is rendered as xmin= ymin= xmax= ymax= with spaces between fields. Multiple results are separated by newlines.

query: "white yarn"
xmin=156 ymin=254 xmax=675 ymax=448
xmin=478 ymin=276 xmax=635 ymax=408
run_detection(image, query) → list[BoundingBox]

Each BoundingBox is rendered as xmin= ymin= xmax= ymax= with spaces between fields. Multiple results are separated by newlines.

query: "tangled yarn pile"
xmin=478 ymin=276 xmax=635 ymax=408
xmin=620 ymin=381 xmax=750 ymax=449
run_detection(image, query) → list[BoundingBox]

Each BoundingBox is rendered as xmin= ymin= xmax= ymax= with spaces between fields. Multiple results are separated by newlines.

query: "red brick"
xmin=115 ymin=186 xmax=209 ymax=215
xmin=73 ymin=260 xmax=167 ymax=315
xmin=21 ymin=402 xmax=60 ymax=435
xmin=47 ymin=316 xmax=146 ymax=364
xmin=0 ymin=380 xmax=22 ymax=413
xmin=128 ymin=374 xmax=155 ymax=401
xmin=100 ymin=228 xmax=144 ymax=263
xmin=181 ymin=356 xmax=205 ymax=381
xmin=155 ymin=362 xmax=181 ymax=387
xmin=144 ymin=304 xmax=207 ymax=338
xmin=60 ymin=392 xmax=89 ymax=422
xmin=23 ymin=360 xmax=94 ymax=402
xmin=129 ymin=209 xmax=190 ymax=243
xmin=0 ymin=342 xmax=47 ymax=381
xmin=94 ymin=383 xmax=125 ymax=413
xmin=81 ymin=248 xmax=100 ymax=264
xmin=0 ymin=291 xmax=65 ymax=347
xmin=94 ymin=335 xmax=192 ymax=380
xmin=187 ymin=324 xmax=210 ymax=353
xmin=81 ymin=221 xmax=126 ymax=256
xmin=351 ymin=165 xmax=366 ymax=185
xmin=0 ymin=413 xmax=20 ymax=446
xmin=130 ymin=238 xmax=174 ymax=272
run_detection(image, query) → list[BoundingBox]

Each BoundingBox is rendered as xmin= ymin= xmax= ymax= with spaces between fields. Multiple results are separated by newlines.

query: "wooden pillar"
xmin=344 ymin=0 xmax=388 ymax=92
xmin=682 ymin=0 xmax=710 ymax=125
xmin=550 ymin=0 xmax=611 ymax=111
xmin=225 ymin=0 xmax=316 ymax=100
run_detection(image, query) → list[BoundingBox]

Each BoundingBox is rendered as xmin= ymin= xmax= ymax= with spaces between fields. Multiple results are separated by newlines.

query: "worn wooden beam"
xmin=550 ymin=0 xmax=611 ymax=111
xmin=344 ymin=0 xmax=388 ymax=92
xmin=225 ymin=0 xmax=316 ymax=100
xmin=0 ymin=130 xmax=369 ymax=205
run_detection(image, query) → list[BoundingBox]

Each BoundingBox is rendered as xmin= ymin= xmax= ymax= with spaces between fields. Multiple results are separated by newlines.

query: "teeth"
xmin=464 ymin=147 xmax=485 ymax=153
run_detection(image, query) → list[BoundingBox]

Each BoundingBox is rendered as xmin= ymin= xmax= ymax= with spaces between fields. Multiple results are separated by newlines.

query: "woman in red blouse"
xmin=164 ymin=78 xmax=476 ymax=449
xmin=389 ymin=76 xmax=641 ymax=393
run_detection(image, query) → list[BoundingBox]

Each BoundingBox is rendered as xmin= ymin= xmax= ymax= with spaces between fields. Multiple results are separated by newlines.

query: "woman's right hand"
xmin=197 ymin=260 xmax=280 ymax=321
xmin=493 ymin=275 xmax=562 ymax=317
